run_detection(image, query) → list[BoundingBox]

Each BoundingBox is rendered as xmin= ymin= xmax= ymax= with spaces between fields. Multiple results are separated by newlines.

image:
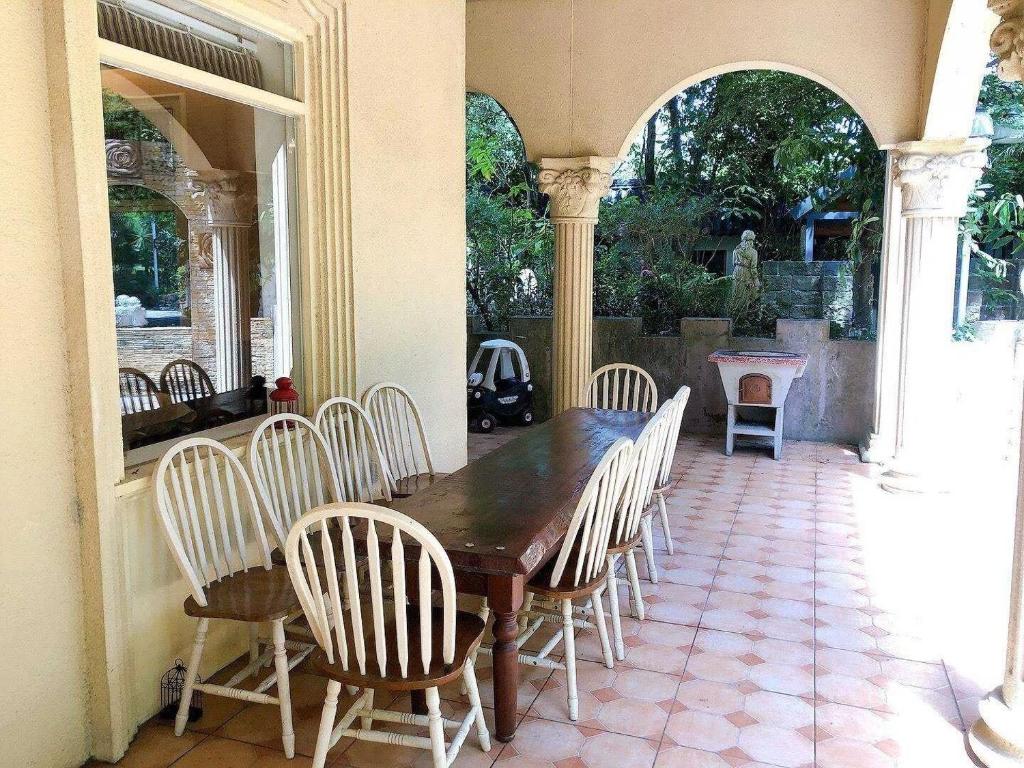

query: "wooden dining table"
xmin=388 ymin=406 xmax=651 ymax=742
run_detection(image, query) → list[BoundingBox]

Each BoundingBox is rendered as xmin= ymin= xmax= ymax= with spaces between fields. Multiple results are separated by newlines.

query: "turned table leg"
xmin=488 ymin=574 xmax=524 ymax=742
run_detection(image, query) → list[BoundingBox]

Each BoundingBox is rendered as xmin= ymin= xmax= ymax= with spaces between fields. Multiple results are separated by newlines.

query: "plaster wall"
xmin=0 ymin=3 xmax=91 ymax=766
xmin=467 ymin=0 xmax=937 ymax=159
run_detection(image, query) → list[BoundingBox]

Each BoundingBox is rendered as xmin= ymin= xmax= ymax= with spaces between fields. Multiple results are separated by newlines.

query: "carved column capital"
xmin=537 ymin=157 xmax=616 ymax=222
xmin=892 ymin=139 xmax=989 ymax=218
xmin=991 ymin=0 xmax=1024 ymax=82
xmin=187 ymin=170 xmax=256 ymax=226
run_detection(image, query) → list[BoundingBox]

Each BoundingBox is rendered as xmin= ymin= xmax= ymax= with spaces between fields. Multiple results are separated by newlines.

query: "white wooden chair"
xmin=160 ymin=358 xmax=216 ymax=402
xmin=248 ymin=413 xmax=344 ymax=558
xmin=652 ymin=386 xmax=692 ymax=556
xmin=583 ymin=363 xmax=658 ymax=413
xmin=285 ymin=502 xmax=491 ymax=768
xmin=361 ymin=382 xmax=436 ymax=497
xmin=497 ymin=438 xmax=632 ymax=720
xmin=605 ymin=402 xmax=673 ymax=658
xmin=315 ymin=396 xmax=393 ymax=505
xmin=119 ymin=367 xmax=163 ymax=414
xmin=151 ymin=437 xmax=314 ymax=758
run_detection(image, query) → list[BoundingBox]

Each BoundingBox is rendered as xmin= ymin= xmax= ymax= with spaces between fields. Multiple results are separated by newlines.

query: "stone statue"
xmin=732 ymin=230 xmax=761 ymax=309
xmin=114 ymin=295 xmax=148 ymax=327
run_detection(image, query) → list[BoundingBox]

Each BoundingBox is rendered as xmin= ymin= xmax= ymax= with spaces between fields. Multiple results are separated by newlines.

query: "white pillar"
xmin=212 ymin=224 xmax=251 ymax=391
xmin=860 ymin=153 xmax=905 ymax=463
xmin=968 ymin=10 xmax=1024 ymax=763
xmin=537 ymin=157 xmax=616 ymax=414
xmin=880 ymin=139 xmax=988 ymax=493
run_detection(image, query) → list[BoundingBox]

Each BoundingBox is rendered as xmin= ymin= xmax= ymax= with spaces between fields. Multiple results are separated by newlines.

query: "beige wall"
xmin=467 ymin=0 xmax=946 ymax=159
xmin=348 ymin=0 xmax=468 ymax=472
xmin=0 ymin=3 xmax=92 ymax=767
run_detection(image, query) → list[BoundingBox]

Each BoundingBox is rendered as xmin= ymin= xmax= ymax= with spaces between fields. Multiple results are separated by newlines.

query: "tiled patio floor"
xmin=102 ymin=427 xmax=1019 ymax=767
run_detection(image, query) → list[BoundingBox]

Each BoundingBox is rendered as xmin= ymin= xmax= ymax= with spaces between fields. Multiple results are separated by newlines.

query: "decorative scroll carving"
xmin=105 ymin=139 xmax=141 ymax=178
xmin=187 ymin=171 xmax=256 ymax=226
xmin=893 ymin=141 xmax=989 ymax=218
xmin=990 ymin=0 xmax=1024 ymax=82
xmin=194 ymin=232 xmax=214 ymax=269
xmin=537 ymin=158 xmax=615 ymax=221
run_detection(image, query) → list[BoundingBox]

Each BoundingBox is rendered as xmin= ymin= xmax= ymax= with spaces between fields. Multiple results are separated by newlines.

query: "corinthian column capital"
xmin=537 ymin=157 xmax=616 ymax=222
xmin=893 ymin=139 xmax=989 ymax=218
xmin=991 ymin=0 xmax=1024 ymax=82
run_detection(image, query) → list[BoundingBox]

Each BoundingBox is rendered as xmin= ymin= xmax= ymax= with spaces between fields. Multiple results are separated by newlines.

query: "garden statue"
xmin=732 ymin=230 xmax=761 ymax=309
xmin=114 ymin=294 xmax=147 ymax=327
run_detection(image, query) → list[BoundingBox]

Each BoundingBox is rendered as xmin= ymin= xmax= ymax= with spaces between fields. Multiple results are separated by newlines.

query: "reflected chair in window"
xmin=486 ymin=438 xmax=631 ymax=720
xmin=603 ymin=402 xmax=672 ymax=659
xmin=285 ymin=501 xmax=491 ymax=768
xmin=152 ymin=437 xmax=314 ymax=758
xmin=361 ymin=382 xmax=436 ymax=498
xmin=651 ymin=386 xmax=692 ymax=557
xmin=119 ymin=367 xmax=163 ymax=415
xmin=315 ymin=396 xmax=393 ymax=505
xmin=160 ymin=358 xmax=216 ymax=403
xmin=248 ymin=413 xmax=344 ymax=560
xmin=583 ymin=363 xmax=658 ymax=413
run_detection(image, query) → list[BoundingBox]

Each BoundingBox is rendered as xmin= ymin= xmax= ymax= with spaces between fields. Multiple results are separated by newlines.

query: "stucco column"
xmin=860 ymin=153 xmax=906 ymax=463
xmin=538 ymin=157 xmax=615 ymax=414
xmin=197 ymin=172 xmax=255 ymax=392
xmin=880 ymin=139 xmax=988 ymax=493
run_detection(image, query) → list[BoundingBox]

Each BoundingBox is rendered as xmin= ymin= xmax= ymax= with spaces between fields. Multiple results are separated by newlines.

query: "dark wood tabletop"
xmin=388 ymin=407 xmax=651 ymax=742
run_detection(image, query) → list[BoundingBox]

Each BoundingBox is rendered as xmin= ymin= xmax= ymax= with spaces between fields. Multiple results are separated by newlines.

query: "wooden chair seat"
xmin=527 ymin=553 xmax=608 ymax=601
xmin=392 ymin=473 xmax=435 ymax=498
xmin=308 ymin=606 xmax=485 ymax=691
xmin=607 ymin=528 xmax=644 ymax=556
xmin=184 ymin=566 xmax=302 ymax=622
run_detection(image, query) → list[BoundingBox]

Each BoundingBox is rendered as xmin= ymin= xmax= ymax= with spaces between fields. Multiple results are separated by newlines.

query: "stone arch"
xmin=466 ymin=89 xmax=530 ymax=161
xmin=615 ymin=61 xmax=882 ymax=159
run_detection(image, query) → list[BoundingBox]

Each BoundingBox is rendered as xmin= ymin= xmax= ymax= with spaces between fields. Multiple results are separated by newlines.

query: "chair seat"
xmin=527 ymin=553 xmax=608 ymax=600
xmin=392 ymin=473 xmax=436 ymax=498
xmin=307 ymin=606 xmax=485 ymax=691
xmin=184 ymin=566 xmax=302 ymax=622
xmin=607 ymin=528 xmax=644 ymax=556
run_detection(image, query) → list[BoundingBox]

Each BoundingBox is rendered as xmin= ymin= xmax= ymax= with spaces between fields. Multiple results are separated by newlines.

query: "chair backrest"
xmin=547 ymin=437 xmax=634 ymax=589
xmin=583 ymin=363 xmax=658 ymax=413
xmin=152 ymin=437 xmax=272 ymax=606
xmin=160 ymin=359 xmax=216 ymax=403
xmin=612 ymin=402 xmax=674 ymax=547
xmin=361 ymin=382 xmax=435 ymax=492
xmin=248 ymin=414 xmax=344 ymax=549
xmin=656 ymin=385 xmax=692 ymax=487
xmin=285 ymin=502 xmax=457 ymax=678
xmin=315 ymin=396 xmax=393 ymax=504
xmin=119 ymin=367 xmax=162 ymax=415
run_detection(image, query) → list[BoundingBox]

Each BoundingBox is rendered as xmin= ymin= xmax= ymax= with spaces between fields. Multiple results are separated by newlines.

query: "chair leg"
xmin=463 ymin=657 xmax=491 ymax=752
xmin=590 ymin=587 xmax=614 ymax=669
xmin=271 ymin=619 xmax=295 ymax=758
xmin=312 ymin=679 xmax=342 ymax=768
xmin=562 ymin=599 xmax=579 ymax=721
xmin=606 ymin=557 xmax=625 ymax=661
xmin=641 ymin=516 xmax=659 ymax=584
xmin=362 ymin=688 xmax=374 ymax=730
xmin=519 ymin=591 xmax=534 ymax=633
xmin=657 ymin=491 xmax=674 ymax=555
xmin=625 ymin=549 xmax=646 ymax=621
xmin=175 ymin=618 xmax=208 ymax=736
xmin=248 ymin=622 xmax=261 ymax=678
xmin=425 ymin=686 xmax=446 ymax=768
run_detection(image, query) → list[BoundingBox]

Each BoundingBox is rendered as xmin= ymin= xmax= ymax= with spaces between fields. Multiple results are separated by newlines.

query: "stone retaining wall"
xmin=761 ymin=260 xmax=853 ymax=326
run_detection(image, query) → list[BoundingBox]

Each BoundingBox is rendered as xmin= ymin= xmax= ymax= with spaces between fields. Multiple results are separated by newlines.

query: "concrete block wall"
xmin=762 ymin=260 xmax=853 ymax=327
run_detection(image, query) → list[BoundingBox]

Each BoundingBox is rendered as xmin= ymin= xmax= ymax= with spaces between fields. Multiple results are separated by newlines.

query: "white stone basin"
xmin=708 ymin=350 xmax=808 ymax=407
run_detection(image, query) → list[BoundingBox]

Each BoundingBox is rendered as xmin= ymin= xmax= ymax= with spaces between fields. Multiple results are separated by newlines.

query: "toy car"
xmin=467 ymin=339 xmax=535 ymax=432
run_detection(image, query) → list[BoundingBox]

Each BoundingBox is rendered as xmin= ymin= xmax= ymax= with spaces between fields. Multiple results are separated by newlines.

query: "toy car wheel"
xmin=478 ymin=413 xmax=496 ymax=433
xmin=519 ymin=408 xmax=534 ymax=426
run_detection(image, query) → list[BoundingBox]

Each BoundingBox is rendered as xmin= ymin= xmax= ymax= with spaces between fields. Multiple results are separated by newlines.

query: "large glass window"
xmin=100 ymin=1 xmax=300 ymax=459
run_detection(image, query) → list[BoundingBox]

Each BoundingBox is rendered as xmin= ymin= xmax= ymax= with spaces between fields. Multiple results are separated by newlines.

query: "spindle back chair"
xmin=314 ymin=396 xmax=393 ymax=504
xmin=160 ymin=358 xmax=216 ymax=403
xmin=119 ymin=367 xmax=162 ymax=414
xmin=286 ymin=502 xmax=490 ymax=768
xmin=248 ymin=413 xmax=343 ymax=552
xmin=653 ymin=385 xmax=692 ymax=557
xmin=152 ymin=437 xmax=309 ymax=757
xmin=361 ymin=382 xmax=435 ymax=497
xmin=583 ymin=363 xmax=658 ymax=413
